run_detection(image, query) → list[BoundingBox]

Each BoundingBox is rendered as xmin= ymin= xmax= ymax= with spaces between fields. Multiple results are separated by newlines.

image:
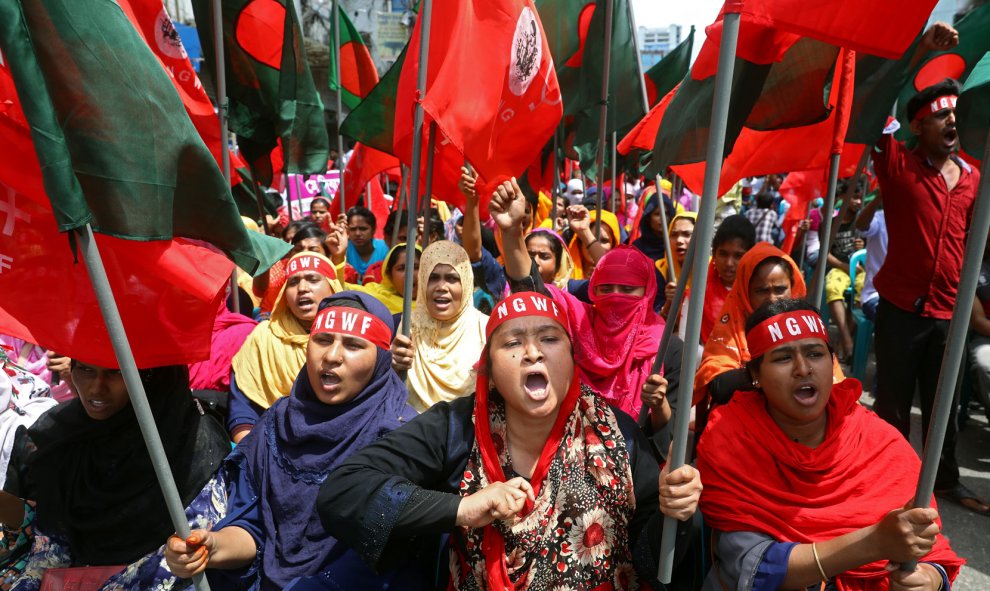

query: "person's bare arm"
xmin=489 ymin=178 xmax=531 ymax=281
xmin=459 ymin=167 xmax=483 ymax=262
xmin=856 ymin=192 xmax=883 ymax=233
xmin=970 ymin=299 xmax=990 ymax=338
xmin=567 ymin=206 xmax=607 ymax=264
xmin=908 ymin=22 xmax=959 ymax=71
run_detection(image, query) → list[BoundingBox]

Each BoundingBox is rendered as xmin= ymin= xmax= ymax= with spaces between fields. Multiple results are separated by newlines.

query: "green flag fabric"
xmin=339 ymin=44 xmax=408 ymax=155
xmin=0 ymin=0 xmax=288 ymax=274
xmin=328 ymin=7 xmax=379 ymax=111
xmin=644 ymin=26 xmax=694 ymax=106
xmin=957 ymin=52 xmax=990 ymax=159
xmin=191 ymin=0 xmax=329 ymax=176
xmin=535 ymin=0 xmax=595 ymax=114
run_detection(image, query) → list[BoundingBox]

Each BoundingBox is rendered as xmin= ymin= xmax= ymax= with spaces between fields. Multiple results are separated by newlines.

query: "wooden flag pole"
xmin=903 ymin=129 xmax=990 ymax=571
xmin=76 ymin=224 xmax=211 ymax=591
xmin=592 ymin=0 xmax=614 ymax=240
xmin=657 ymin=9 xmax=741 ymax=584
xmin=655 ymin=174 xmax=676 ymax=284
xmin=401 ymin=0 xmax=433 ymax=338
xmin=610 ymin=131 xmax=618 ymax=212
xmin=331 ymin=0 xmax=346 ymax=213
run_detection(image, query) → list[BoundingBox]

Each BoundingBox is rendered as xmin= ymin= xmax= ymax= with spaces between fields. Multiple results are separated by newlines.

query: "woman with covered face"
xmin=229 ymin=251 xmax=342 ymax=441
xmin=697 ymin=299 xmax=962 ymax=591
xmin=317 ymin=292 xmax=702 ymax=590
xmin=165 ymin=293 xmax=432 ymax=591
xmin=0 ymin=363 xmax=228 ymax=590
xmin=390 ymin=241 xmax=489 ymax=412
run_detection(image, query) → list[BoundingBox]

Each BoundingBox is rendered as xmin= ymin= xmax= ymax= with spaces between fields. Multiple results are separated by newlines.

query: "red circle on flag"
xmin=235 ymin=0 xmax=285 ymax=70
xmin=340 ymin=41 xmax=377 ymax=98
xmin=913 ymin=54 xmax=966 ymax=92
xmin=564 ymin=3 xmax=597 ymax=69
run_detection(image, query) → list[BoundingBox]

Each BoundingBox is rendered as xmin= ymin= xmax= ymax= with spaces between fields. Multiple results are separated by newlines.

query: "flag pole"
xmin=75 ymin=224 xmax=211 ymax=591
xmin=903 ymin=129 xmax=990 ymax=571
xmin=654 ymin=173 xmax=676 ymax=284
xmin=210 ymin=0 xmax=238 ymax=315
xmin=657 ymin=10 xmax=741 ymax=584
xmin=421 ymin=122 xmax=437 ymax=247
xmin=592 ymin=0 xmax=614 ymax=239
xmin=331 ymin=0 xmax=347 ymax=214
xmin=393 ymin=165 xmax=407 ymax=246
xmin=401 ymin=0 xmax=433 ymax=338
xmin=610 ymin=131 xmax=618 ymax=212
xmin=808 ymin=153 xmax=841 ymax=309
xmin=551 ymin=128 xmax=560 ymax=229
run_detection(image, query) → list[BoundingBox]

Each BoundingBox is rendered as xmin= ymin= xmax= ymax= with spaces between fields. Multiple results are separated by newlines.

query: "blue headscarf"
xmin=232 ymin=291 xmax=416 ymax=589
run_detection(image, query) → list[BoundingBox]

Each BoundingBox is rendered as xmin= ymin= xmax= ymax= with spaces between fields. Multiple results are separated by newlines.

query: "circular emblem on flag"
xmin=155 ymin=9 xmax=187 ymax=60
xmin=508 ymin=7 xmax=542 ymax=97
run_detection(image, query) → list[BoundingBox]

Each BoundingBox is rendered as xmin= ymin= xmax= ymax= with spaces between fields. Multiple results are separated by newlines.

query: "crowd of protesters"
xmin=0 ymin=21 xmax=983 ymax=591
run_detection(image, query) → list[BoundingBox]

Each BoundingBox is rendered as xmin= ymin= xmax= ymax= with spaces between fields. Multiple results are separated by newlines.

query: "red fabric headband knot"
xmin=486 ymin=292 xmax=569 ymax=341
xmin=746 ymin=310 xmax=829 ymax=360
xmin=286 ymin=255 xmax=337 ymax=280
xmin=912 ymin=94 xmax=957 ymax=122
xmin=310 ymin=307 xmax=392 ymax=350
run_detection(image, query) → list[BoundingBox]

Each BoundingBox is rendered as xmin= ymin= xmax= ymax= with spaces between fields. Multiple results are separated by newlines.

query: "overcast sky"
xmin=630 ymin=0 xmax=723 ymax=58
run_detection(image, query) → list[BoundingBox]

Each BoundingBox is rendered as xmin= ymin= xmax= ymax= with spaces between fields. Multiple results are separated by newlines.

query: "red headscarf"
xmin=697 ymin=378 xmax=964 ymax=590
xmin=700 ymin=259 xmax=731 ymax=346
xmin=548 ymin=245 xmax=663 ymax=418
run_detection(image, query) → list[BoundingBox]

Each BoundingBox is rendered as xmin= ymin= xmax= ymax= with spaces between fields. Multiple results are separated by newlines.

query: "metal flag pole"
xmin=331 ymin=0 xmax=346 ymax=214
xmin=76 ymin=224 xmax=211 ymax=591
xmin=657 ymin=10 xmax=741 ymax=584
xmin=592 ymin=0 xmax=614 ymax=239
xmin=421 ymin=123 xmax=437 ymax=247
xmin=393 ymin=165 xmax=407 ymax=246
xmin=610 ymin=131 xmax=618 ymax=211
xmin=808 ymin=153 xmax=841 ymax=309
xmin=401 ymin=0 xmax=433 ymax=338
xmin=210 ymin=0 xmax=238 ymax=315
xmin=551 ymin=129 xmax=560 ymax=228
xmin=654 ymin=173 xmax=676 ymax=284
xmin=903 ymin=130 xmax=990 ymax=571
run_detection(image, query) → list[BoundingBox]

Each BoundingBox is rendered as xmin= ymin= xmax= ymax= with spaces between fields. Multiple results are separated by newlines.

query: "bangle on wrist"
xmin=811 ymin=542 xmax=828 ymax=583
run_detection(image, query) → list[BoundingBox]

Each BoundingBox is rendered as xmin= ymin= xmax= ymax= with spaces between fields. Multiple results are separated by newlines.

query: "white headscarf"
xmin=0 ymin=355 xmax=57 ymax=487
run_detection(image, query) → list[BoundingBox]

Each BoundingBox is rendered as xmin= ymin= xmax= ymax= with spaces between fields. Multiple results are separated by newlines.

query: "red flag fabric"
xmin=737 ymin=0 xmax=938 ymax=60
xmin=342 ymin=142 xmax=401 ymax=212
xmin=618 ymin=84 xmax=678 ymax=155
xmin=778 ymin=169 xmax=825 ymax=255
xmin=395 ymin=0 xmax=563 ymax=216
xmin=367 ymin=179 xmax=390 ymax=240
xmin=672 ymin=48 xmax=857 ymax=197
xmin=0 ymin=60 xmax=234 ymax=369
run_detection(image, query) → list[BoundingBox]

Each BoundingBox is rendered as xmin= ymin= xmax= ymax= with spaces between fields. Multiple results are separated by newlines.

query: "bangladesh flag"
xmin=534 ymin=0 xmax=594 ymax=113
xmin=191 ymin=0 xmax=329 ymax=175
xmin=339 ymin=44 xmax=407 ymax=155
xmin=0 ymin=0 xmax=289 ymax=368
xmin=644 ymin=26 xmax=694 ymax=106
xmin=896 ymin=4 xmax=990 ymax=136
xmin=957 ymin=52 xmax=990 ymax=160
xmin=328 ymin=7 xmax=379 ymax=111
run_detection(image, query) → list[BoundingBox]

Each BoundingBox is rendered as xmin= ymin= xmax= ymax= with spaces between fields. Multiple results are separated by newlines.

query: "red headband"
xmin=286 ymin=255 xmax=337 ymax=281
xmin=912 ymin=94 xmax=957 ymax=122
xmin=310 ymin=307 xmax=392 ymax=350
xmin=746 ymin=310 xmax=829 ymax=360
xmin=486 ymin=293 xmax=569 ymax=341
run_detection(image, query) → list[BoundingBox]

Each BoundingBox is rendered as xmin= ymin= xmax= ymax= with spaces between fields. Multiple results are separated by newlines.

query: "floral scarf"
xmin=453 ymin=384 xmax=637 ymax=591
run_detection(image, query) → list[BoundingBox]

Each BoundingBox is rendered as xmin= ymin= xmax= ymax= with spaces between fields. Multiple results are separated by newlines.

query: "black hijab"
xmin=23 ymin=365 xmax=229 ymax=566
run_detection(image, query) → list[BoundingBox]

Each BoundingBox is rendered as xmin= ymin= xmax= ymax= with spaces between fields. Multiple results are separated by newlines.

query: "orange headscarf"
xmin=566 ymin=210 xmax=621 ymax=280
xmin=693 ymin=243 xmax=807 ymax=406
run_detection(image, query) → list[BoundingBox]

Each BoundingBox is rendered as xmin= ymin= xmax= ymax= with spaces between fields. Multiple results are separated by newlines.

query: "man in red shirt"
xmin=872 ymin=23 xmax=988 ymax=515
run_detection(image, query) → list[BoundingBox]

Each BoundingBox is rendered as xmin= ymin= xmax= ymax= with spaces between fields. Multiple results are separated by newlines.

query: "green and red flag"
xmin=191 ymin=0 xmax=329 ymax=175
xmin=341 ymin=142 xmax=400 ymax=211
xmin=957 ymin=52 xmax=990 ymax=161
xmin=395 ymin=0 xmax=562 ymax=214
xmin=534 ymin=0 xmax=595 ymax=114
xmin=644 ymin=26 xmax=694 ymax=107
xmin=0 ymin=0 xmax=288 ymax=368
xmin=340 ymin=45 xmax=407 ymax=155
xmin=328 ymin=8 xmax=379 ymax=111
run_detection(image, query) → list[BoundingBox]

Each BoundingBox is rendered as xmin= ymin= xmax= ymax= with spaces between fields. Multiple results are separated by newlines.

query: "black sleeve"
xmin=641 ymin=335 xmax=685 ymax=460
xmin=506 ymin=259 xmax=551 ymax=297
xmin=3 ymin=427 xmax=33 ymax=499
xmin=318 ymin=397 xmax=475 ymax=570
xmin=617 ymin=411 xmax=701 ymax=589
xmin=708 ymin=368 xmax=751 ymax=405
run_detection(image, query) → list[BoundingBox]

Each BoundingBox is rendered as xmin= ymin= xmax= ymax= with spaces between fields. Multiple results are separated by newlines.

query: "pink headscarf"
xmin=546 ymin=245 xmax=663 ymax=417
xmin=188 ymin=300 xmax=258 ymax=391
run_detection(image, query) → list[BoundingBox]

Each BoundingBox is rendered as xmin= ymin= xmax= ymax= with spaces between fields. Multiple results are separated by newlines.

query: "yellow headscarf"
xmin=566 ymin=209 xmax=621 ymax=280
xmin=355 ymin=243 xmax=422 ymax=314
xmin=526 ymin=229 xmax=575 ymax=290
xmin=655 ymin=211 xmax=698 ymax=287
xmin=407 ymin=241 xmax=489 ymax=412
xmin=231 ymin=251 xmax=342 ymax=409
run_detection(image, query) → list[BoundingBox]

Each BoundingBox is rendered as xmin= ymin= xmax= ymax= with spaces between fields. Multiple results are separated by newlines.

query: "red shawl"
xmin=697 ymin=379 xmax=964 ymax=590
xmin=699 ymin=259 xmax=731 ymax=346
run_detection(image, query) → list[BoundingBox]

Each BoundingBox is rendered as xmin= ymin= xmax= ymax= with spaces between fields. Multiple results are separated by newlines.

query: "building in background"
xmin=637 ymin=24 xmax=682 ymax=69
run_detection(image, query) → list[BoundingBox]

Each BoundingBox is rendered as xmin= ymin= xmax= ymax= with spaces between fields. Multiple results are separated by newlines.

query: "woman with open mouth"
xmin=317 ymin=291 xmax=703 ymax=590
xmin=230 ymin=251 xmax=343 ymax=442
xmin=697 ymin=298 xmax=963 ymax=591
xmin=165 ymin=292 xmax=433 ymax=590
xmin=391 ymin=240 xmax=489 ymax=413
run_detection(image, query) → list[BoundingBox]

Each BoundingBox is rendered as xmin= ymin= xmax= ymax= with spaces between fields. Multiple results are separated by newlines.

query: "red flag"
xmin=0 ymin=60 xmax=234 ymax=369
xmin=671 ymin=48 xmax=857 ymax=197
xmin=342 ymin=142 xmax=401 ymax=211
xmin=618 ymin=84 xmax=678 ymax=155
xmin=737 ymin=0 xmax=937 ymax=59
xmin=778 ymin=170 xmax=826 ymax=254
xmin=395 ymin=0 xmax=562 ymax=216
xmin=367 ymin=179 xmax=391 ymax=240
